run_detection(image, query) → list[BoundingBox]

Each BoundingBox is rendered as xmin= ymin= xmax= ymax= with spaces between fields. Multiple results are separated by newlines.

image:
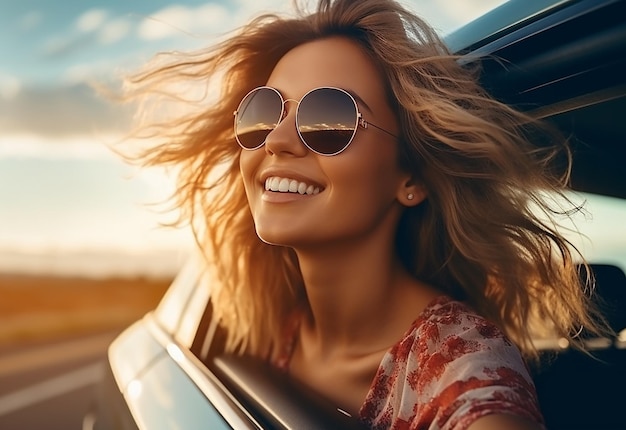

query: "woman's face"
xmin=239 ymin=36 xmax=420 ymax=248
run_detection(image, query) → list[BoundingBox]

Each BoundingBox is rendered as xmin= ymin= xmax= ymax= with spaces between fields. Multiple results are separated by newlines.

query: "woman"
xmin=120 ymin=0 xmax=609 ymax=428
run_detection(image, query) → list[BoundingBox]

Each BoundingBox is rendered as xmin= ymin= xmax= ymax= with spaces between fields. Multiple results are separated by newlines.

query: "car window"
xmin=560 ymin=192 xmax=626 ymax=273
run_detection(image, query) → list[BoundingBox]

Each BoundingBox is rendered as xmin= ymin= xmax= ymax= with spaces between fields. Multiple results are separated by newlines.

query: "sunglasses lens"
xmin=298 ymin=88 xmax=358 ymax=155
xmin=235 ymin=87 xmax=283 ymax=149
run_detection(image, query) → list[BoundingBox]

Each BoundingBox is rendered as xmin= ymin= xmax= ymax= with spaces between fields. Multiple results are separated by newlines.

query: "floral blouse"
xmin=273 ymin=296 xmax=545 ymax=430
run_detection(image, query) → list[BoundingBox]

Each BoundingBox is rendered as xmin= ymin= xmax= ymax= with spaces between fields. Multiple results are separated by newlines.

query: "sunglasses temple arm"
xmin=361 ymin=118 xmax=398 ymax=140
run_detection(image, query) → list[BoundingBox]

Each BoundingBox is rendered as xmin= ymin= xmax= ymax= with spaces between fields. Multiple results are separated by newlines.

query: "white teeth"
xmin=278 ymin=178 xmax=290 ymax=192
xmin=264 ymin=176 xmax=322 ymax=195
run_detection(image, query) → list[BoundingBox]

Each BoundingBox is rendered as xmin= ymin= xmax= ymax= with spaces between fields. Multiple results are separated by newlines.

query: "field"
xmin=0 ymin=273 xmax=172 ymax=346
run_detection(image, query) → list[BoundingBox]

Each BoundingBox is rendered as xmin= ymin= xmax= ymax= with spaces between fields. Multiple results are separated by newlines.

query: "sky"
xmin=2 ymin=0 xmax=624 ymax=278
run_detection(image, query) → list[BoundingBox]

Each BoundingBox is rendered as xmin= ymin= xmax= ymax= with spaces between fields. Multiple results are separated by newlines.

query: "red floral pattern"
xmin=274 ymin=296 xmax=545 ymax=430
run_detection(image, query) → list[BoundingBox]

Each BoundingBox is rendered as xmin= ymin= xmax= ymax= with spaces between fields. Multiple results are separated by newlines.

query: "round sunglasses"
xmin=234 ymin=86 xmax=397 ymax=156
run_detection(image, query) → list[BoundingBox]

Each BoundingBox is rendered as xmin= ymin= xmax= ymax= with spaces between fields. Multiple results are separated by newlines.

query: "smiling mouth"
xmin=264 ymin=176 xmax=322 ymax=195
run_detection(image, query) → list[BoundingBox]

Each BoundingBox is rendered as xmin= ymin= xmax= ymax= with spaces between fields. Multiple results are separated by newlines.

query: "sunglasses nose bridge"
xmin=271 ymin=97 xmax=299 ymax=129
xmin=280 ymin=98 xmax=299 ymax=119
xmin=264 ymin=97 xmax=308 ymax=156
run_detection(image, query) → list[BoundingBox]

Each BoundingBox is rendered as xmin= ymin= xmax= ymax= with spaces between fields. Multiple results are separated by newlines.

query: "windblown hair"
xmin=120 ymin=0 xmax=609 ymax=360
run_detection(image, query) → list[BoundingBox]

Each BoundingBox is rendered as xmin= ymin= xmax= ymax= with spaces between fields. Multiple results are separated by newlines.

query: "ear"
xmin=397 ymin=176 xmax=427 ymax=207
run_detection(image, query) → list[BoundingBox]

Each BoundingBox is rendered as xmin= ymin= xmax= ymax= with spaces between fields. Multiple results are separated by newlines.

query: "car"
xmin=86 ymin=0 xmax=626 ymax=429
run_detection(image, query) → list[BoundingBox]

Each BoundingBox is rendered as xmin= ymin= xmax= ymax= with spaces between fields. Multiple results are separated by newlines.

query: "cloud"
xmin=231 ymin=0 xmax=291 ymax=18
xmin=0 ymin=83 xmax=132 ymax=137
xmin=76 ymin=9 xmax=108 ymax=33
xmin=137 ymin=3 xmax=231 ymax=41
xmin=42 ymin=11 xmax=130 ymax=58
xmin=0 ymin=134 xmax=114 ymax=159
xmin=99 ymin=17 xmax=131 ymax=45
xmin=62 ymin=62 xmax=109 ymax=86
xmin=42 ymin=33 xmax=96 ymax=59
xmin=19 ymin=11 xmax=43 ymax=32
xmin=0 ymin=73 xmax=22 ymax=100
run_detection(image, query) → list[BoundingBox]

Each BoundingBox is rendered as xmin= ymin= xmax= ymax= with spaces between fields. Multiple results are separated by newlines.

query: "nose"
xmin=264 ymin=101 xmax=308 ymax=157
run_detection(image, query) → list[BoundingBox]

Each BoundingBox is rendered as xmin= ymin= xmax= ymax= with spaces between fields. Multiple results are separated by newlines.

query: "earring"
xmin=407 ymin=193 xmax=414 ymax=200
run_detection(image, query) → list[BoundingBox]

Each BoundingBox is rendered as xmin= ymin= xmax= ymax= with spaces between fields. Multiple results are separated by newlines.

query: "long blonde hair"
xmin=119 ymin=0 xmax=609 ymax=360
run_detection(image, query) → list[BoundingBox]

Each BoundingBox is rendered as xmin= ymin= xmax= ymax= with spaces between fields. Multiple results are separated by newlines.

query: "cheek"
xmin=239 ymin=150 xmax=261 ymax=193
xmin=332 ymin=148 xmax=401 ymax=195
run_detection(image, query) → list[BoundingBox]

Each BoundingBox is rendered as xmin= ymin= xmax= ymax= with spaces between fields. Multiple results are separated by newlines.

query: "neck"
xmin=294 ymin=232 xmax=426 ymax=358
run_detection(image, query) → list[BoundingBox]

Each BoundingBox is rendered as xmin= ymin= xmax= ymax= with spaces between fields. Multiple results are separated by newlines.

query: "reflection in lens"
xmin=235 ymin=88 xmax=282 ymax=149
xmin=298 ymin=88 xmax=357 ymax=154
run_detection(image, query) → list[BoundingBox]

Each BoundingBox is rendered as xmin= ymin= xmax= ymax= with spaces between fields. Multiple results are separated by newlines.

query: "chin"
xmin=254 ymin=226 xmax=295 ymax=247
xmin=254 ymin=226 xmax=320 ymax=249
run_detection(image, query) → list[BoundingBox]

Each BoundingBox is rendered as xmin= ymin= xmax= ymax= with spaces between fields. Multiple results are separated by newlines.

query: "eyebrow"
xmin=344 ymin=89 xmax=373 ymax=114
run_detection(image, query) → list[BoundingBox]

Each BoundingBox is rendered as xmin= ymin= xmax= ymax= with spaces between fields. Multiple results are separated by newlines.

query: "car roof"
xmin=446 ymin=0 xmax=626 ymax=200
xmin=445 ymin=0 xmax=578 ymax=54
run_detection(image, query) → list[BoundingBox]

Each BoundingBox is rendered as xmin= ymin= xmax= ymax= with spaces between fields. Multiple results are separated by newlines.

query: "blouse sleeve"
xmin=359 ymin=298 xmax=545 ymax=430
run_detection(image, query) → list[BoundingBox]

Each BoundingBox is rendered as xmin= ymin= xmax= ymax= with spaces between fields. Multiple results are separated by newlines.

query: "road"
xmin=0 ymin=330 xmax=122 ymax=430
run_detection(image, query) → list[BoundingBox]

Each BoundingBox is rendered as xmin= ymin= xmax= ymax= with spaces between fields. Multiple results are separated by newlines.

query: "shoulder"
xmin=412 ymin=296 xmax=516 ymax=358
xmin=389 ymin=296 xmax=516 ymax=367
xmin=362 ymin=296 xmax=544 ymax=430
xmin=392 ymin=296 xmax=531 ymax=395
xmin=418 ymin=295 xmax=502 ymax=333
xmin=415 ymin=297 xmax=535 ymax=386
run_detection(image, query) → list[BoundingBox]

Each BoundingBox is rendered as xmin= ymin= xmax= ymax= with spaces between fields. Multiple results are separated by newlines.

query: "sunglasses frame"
xmin=234 ymin=86 xmax=397 ymax=156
